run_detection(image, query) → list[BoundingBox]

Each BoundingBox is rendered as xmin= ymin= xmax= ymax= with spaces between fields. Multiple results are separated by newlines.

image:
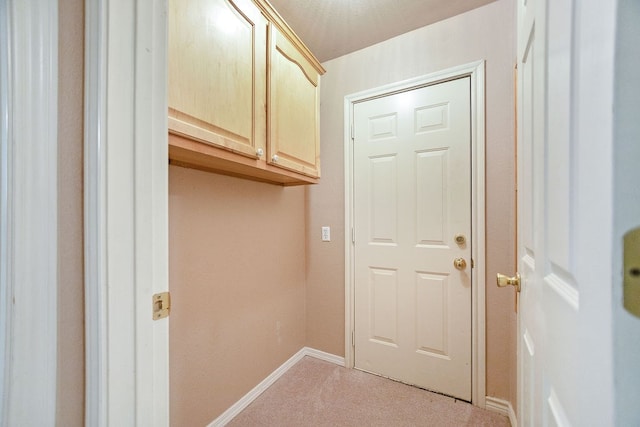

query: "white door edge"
xmin=83 ymin=0 xmax=107 ymax=423
xmin=0 ymin=0 xmax=59 ymax=425
xmin=84 ymin=0 xmax=169 ymax=425
xmin=343 ymin=60 xmax=486 ymax=407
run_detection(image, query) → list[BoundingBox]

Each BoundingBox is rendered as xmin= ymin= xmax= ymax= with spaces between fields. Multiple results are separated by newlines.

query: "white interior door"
xmin=516 ymin=0 xmax=546 ymax=422
xmin=353 ymin=77 xmax=472 ymax=401
xmin=516 ymin=0 xmax=615 ymax=425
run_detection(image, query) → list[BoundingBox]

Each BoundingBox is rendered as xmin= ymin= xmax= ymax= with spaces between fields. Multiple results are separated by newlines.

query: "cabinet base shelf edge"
xmin=169 ymin=135 xmax=319 ymax=186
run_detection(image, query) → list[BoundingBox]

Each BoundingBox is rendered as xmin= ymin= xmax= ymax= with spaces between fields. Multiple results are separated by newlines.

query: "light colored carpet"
xmin=227 ymin=356 xmax=510 ymax=426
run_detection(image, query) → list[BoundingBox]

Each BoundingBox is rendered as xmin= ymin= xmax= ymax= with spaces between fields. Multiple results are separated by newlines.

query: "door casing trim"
xmin=343 ymin=60 xmax=486 ymax=407
xmin=0 ymin=0 xmax=59 ymax=424
xmin=84 ymin=0 xmax=169 ymax=425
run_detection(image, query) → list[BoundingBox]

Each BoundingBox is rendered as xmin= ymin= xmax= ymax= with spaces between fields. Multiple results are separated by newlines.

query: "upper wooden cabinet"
xmin=267 ymin=26 xmax=321 ymax=178
xmin=168 ymin=0 xmax=325 ymax=185
xmin=168 ymin=0 xmax=267 ymax=159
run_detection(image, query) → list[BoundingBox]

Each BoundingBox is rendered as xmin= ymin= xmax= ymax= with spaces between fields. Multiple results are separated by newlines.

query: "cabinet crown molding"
xmin=253 ymin=0 xmax=326 ymax=74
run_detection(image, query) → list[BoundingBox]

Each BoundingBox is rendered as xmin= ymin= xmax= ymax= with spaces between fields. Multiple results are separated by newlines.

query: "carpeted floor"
xmin=227 ymin=356 xmax=510 ymax=426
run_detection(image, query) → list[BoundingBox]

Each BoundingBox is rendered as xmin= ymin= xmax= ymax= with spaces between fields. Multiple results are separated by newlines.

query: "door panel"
xmin=415 ymin=273 xmax=448 ymax=355
xmin=417 ymin=150 xmax=447 ymax=245
xmin=354 ymin=77 xmax=471 ymax=400
xmin=369 ymin=155 xmax=398 ymax=243
xmin=370 ymin=268 xmax=399 ymax=345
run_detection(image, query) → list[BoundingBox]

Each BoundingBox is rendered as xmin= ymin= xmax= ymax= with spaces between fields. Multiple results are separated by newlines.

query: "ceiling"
xmin=268 ymin=0 xmax=498 ymax=63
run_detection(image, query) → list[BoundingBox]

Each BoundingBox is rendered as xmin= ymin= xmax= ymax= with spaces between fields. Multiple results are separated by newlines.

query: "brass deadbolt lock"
xmin=454 ymin=234 xmax=466 ymax=245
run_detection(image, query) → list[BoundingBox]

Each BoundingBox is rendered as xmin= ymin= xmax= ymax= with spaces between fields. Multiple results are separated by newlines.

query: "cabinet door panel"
xmin=268 ymin=27 xmax=321 ymax=178
xmin=169 ymin=0 xmax=266 ymax=158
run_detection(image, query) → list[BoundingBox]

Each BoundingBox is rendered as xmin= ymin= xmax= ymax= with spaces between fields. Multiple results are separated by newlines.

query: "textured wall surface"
xmin=57 ymin=0 xmax=85 ymax=424
xmin=169 ymin=166 xmax=307 ymax=425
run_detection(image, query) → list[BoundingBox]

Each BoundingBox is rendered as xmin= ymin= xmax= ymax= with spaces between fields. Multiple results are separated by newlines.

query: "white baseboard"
xmin=302 ymin=347 xmax=345 ymax=366
xmin=208 ymin=347 xmax=344 ymax=426
xmin=485 ymin=396 xmax=517 ymax=427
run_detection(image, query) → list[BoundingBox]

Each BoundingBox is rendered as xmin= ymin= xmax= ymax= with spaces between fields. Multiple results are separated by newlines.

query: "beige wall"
xmin=169 ymin=166 xmax=307 ymax=425
xmin=306 ymin=0 xmax=517 ymax=406
xmin=57 ymin=0 xmax=85 ymax=425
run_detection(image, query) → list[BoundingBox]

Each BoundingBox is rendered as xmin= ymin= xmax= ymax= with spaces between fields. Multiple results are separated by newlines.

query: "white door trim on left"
xmin=84 ymin=0 xmax=169 ymax=425
xmin=0 ymin=1 xmax=58 ymax=425
xmin=343 ymin=61 xmax=486 ymax=407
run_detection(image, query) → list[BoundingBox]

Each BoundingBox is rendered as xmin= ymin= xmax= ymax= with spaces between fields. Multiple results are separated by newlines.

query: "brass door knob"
xmin=497 ymin=273 xmax=521 ymax=292
xmin=453 ymin=258 xmax=467 ymax=270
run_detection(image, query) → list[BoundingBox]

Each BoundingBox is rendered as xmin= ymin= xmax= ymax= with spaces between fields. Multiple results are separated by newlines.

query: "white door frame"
xmin=0 ymin=1 xmax=59 ymax=425
xmin=344 ymin=61 xmax=486 ymax=407
xmin=84 ymin=0 xmax=169 ymax=425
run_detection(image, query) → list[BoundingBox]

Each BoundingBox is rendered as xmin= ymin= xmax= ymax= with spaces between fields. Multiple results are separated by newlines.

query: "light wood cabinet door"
xmin=169 ymin=0 xmax=267 ymax=159
xmin=267 ymin=26 xmax=321 ymax=178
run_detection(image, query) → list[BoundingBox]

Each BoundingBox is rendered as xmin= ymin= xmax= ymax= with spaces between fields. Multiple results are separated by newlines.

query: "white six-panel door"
xmin=516 ymin=0 xmax=615 ymax=425
xmin=353 ymin=77 xmax=472 ymax=401
xmin=517 ymin=0 xmax=547 ymax=422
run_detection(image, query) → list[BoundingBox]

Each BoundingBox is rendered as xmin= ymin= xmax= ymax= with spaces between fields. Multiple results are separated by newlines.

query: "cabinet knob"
xmin=256 ymin=148 xmax=264 ymax=157
xmin=272 ymin=154 xmax=279 ymax=163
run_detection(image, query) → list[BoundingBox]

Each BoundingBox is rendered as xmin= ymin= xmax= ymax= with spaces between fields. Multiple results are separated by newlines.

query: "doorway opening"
xmin=343 ymin=61 xmax=486 ymax=406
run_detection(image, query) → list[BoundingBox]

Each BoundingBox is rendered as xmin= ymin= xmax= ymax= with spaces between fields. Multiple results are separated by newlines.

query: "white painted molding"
xmin=303 ymin=347 xmax=346 ymax=366
xmin=84 ymin=0 xmax=168 ymax=425
xmin=209 ymin=348 xmax=344 ymax=426
xmin=0 ymin=0 xmax=58 ymax=425
xmin=485 ymin=396 xmax=517 ymax=427
xmin=83 ymin=0 xmax=107 ymax=425
xmin=0 ymin=1 xmax=8 ymax=420
xmin=343 ymin=61 xmax=487 ymax=407
xmin=136 ymin=0 xmax=170 ymax=425
xmin=470 ymin=61 xmax=487 ymax=409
